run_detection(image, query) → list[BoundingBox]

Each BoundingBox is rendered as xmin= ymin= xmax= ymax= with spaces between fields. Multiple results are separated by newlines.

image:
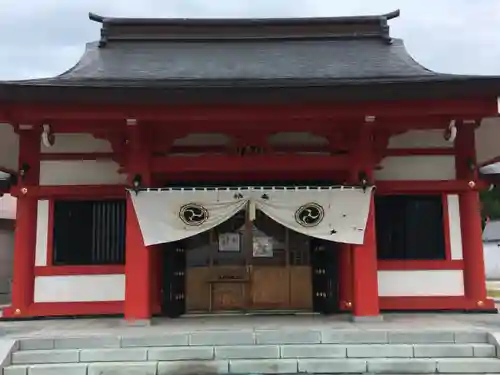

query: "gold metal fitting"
xmin=345 ymin=301 xmax=352 ymax=308
xmin=14 ymin=308 xmax=21 ymax=315
xmin=468 ymin=180 xmax=476 ymax=189
xmin=20 ymin=187 xmax=28 ymax=195
xmin=477 ymin=300 xmax=484 ymax=306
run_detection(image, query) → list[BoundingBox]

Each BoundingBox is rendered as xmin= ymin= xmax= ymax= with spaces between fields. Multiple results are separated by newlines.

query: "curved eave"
xmin=0 ymin=76 xmax=499 ymax=105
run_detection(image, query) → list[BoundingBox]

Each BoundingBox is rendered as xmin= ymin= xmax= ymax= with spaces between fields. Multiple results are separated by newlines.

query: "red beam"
xmin=151 ymin=154 xmax=352 ymax=173
xmin=384 ymin=148 xmax=456 ymax=156
xmin=40 ymin=153 xmax=115 ymax=161
xmin=11 ymin=185 xmax=126 ymax=199
xmin=5 ymin=98 xmax=496 ymax=123
xmin=163 ymin=145 xmax=456 ymax=156
xmin=376 ymin=180 xmax=486 ymax=194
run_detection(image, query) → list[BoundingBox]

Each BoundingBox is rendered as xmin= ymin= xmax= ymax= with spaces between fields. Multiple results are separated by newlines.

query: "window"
xmin=375 ymin=195 xmax=446 ymax=260
xmin=53 ymin=199 xmax=126 ymax=265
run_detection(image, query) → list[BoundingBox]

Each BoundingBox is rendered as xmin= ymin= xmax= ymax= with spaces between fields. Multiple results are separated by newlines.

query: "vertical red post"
xmin=455 ymin=123 xmax=492 ymax=309
xmin=351 ymin=196 xmax=381 ymax=319
xmin=124 ymin=120 xmax=155 ymax=323
xmin=10 ymin=127 xmax=40 ymax=317
xmin=338 ymin=243 xmax=352 ymax=310
xmin=348 ymin=125 xmax=381 ymax=320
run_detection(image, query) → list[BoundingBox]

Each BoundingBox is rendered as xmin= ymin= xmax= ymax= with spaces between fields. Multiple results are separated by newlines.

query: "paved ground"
xmin=1 ymin=311 xmax=500 ymax=339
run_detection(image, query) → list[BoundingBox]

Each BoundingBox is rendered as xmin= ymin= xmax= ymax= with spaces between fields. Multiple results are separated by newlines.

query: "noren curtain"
xmin=129 ymin=186 xmax=374 ymax=246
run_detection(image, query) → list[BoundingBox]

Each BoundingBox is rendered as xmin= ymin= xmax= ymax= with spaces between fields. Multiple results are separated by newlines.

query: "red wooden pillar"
xmin=351 ymin=195 xmax=380 ymax=319
xmin=124 ymin=120 xmax=155 ymax=323
xmin=455 ymin=123 xmax=493 ymax=309
xmin=10 ymin=127 xmax=40 ymax=317
xmin=338 ymin=243 xmax=352 ymax=310
xmin=349 ymin=126 xmax=381 ymax=320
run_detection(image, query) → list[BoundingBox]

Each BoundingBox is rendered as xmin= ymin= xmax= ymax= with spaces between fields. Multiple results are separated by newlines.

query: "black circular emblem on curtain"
xmin=295 ymin=202 xmax=325 ymax=227
xmin=179 ymin=203 xmax=209 ymax=226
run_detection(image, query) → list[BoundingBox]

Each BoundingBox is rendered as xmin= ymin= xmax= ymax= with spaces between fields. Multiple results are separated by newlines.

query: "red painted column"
xmin=349 ymin=126 xmax=380 ymax=320
xmin=351 ymin=196 xmax=381 ymax=319
xmin=124 ymin=196 xmax=154 ymax=322
xmin=338 ymin=243 xmax=352 ymax=311
xmin=10 ymin=127 xmax=40 ymax=317
xmin=124 ymin=121 xmax=154 ymax=323
xmin=455 ymin=123 xmax=492 ymax=309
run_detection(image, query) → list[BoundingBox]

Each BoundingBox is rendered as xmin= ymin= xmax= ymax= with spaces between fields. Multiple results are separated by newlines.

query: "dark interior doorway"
xmin=310 ymin=239 xmax=340 ymax=314
xmin=160 ymin=242 xmax=187 ymax=318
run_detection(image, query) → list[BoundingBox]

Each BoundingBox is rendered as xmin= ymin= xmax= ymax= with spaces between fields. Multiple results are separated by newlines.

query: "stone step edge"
xmin=6 ymin=358 xmax=500 ymax=375
xmin=9 ymin=343 xmax=498 ymax=365
xmin=15 ymin=330 xmax=493 ymax=350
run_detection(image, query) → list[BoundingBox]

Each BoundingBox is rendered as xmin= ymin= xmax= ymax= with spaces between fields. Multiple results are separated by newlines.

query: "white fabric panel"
xmin=252 ymin=187 xmax=373 ymax=245
xmin=130 ymin=186 xmax=373 ymax=246
xmin=35 ymin=200 xmax=49 ymax=266
xmin=130 ymin=189 xmax=248 ymax=245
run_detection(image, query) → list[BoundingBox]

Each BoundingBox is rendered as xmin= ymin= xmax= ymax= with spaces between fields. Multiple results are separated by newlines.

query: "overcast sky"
xmin=0 ymin=0 xmax=499 ymax=80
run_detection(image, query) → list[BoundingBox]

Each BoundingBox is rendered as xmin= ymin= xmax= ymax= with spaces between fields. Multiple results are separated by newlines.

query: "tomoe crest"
xmin=179 ymin=203 xmax=209 ymax=226
xmin=295 ymin=202 xmax=325 ymax=227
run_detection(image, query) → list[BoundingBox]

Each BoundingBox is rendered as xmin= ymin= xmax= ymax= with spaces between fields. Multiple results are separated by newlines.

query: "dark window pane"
xmin=53 ymin=200 xmax=126 ymax=265
xmin=375 ymin=195 xmax=445 ymax=260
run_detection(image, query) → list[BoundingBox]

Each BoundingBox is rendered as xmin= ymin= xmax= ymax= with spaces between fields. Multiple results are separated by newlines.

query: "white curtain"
xmin=252 ymin=187 xmax=373 ymax=245
xmin=129 ymin=186 xmax=374 ymax=246
xmin=129 ymin=189 xmax=248 ymax=246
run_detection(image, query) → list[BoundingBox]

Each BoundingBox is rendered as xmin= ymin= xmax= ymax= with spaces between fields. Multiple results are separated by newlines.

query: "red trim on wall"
xmin=380 ymin=296 xmax=495 ymax=311
xmin=376 ymin=180 xmax=486 ymax=194
xmin=11 ymin=185 xmax=127 ymax=199
xmin=378 ymin=260 xmax=464 ymax=270
xmin=2 ymin=301 xmax=124 ymax=318
xmin=385 ymin=148 xmax=455 ymax=156
xmin=442 ymin=194 xmax=452 ymax=261
xmin=41 ymin=153 xmax=114 ymax=161
xmin=34 ymin=265 xmax=125 ymax=276
xmin=7 ymin=98 xmax=498 ymax=123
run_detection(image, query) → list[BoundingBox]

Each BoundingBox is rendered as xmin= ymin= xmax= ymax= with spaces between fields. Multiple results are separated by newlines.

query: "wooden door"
xmin=249 ymin=212 xmax=290 ymax=309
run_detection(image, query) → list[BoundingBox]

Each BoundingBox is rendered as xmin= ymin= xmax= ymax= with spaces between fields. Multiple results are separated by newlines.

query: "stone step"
xmin=15 ymin=330 xmax=491 ymax=351
xmin=9 ymin=343 xmax=497 ymax=365
xmin=5 ymin=358 xmax=500 ymax=375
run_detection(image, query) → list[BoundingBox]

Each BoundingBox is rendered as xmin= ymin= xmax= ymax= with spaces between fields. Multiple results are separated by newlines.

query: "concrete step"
xmin=5 ymin=358 xmax=500 ymax=375
xmin=14 ymin=329 xmax=492 ymax=350
xmin=3 ymin=330 xmax=498 ymax=374
xmin=9 ymin=343 xmax=498 ymax=365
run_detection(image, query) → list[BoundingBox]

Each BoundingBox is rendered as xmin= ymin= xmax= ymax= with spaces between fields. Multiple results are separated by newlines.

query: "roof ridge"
xmin=88 ymin=10 xmax=400 ymax=47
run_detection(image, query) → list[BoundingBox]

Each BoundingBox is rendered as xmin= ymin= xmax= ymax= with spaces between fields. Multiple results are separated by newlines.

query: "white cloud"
xmin=0 ymin=0 xmax=499 ymax=79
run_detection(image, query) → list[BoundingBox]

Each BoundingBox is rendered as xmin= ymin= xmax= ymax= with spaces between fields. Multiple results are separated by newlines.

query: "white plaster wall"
xmin=40 ymin=133 xmax=112 ymax=154
xmin=40 ymin=160 xmax=126 ymax=186
xmin=484 ymin=241 xmax=500 ymax=280
xmin=377 ymin=270 xmax=464 ymax=297
xmin=374 ymin=156 xmax=456 ymax=181
xmin=388 ymin=130 xmax=453 ymax=149
xmin=476 ymin=117 xmax=500 ymax=165
xmin=34 ymin=274 xmax=125 ymax=303
xmin=447 ymin=194 xmax=463 ymax=260
xmin=0 ymin=225 xmax=14 ymax=301
xmin=0 ymin=194 xmax=16 ymax=220
xmin=0 ymin=124 xmax=18 ymax=171
xmin=35 ymin=200 xmax=49 ymax=267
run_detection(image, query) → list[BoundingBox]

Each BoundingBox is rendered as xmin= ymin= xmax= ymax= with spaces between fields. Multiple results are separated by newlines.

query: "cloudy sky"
xmin=0 ymin=0 xmax=499 ymax=80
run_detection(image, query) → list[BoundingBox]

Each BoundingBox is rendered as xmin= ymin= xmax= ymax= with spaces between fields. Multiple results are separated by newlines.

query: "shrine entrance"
xmin=160 ymin=207 xmax=341 ymax=315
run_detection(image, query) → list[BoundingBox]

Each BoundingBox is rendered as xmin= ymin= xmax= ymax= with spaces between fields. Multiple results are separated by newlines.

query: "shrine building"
xmin=0 ymin=10 xmax=500 ymax=323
